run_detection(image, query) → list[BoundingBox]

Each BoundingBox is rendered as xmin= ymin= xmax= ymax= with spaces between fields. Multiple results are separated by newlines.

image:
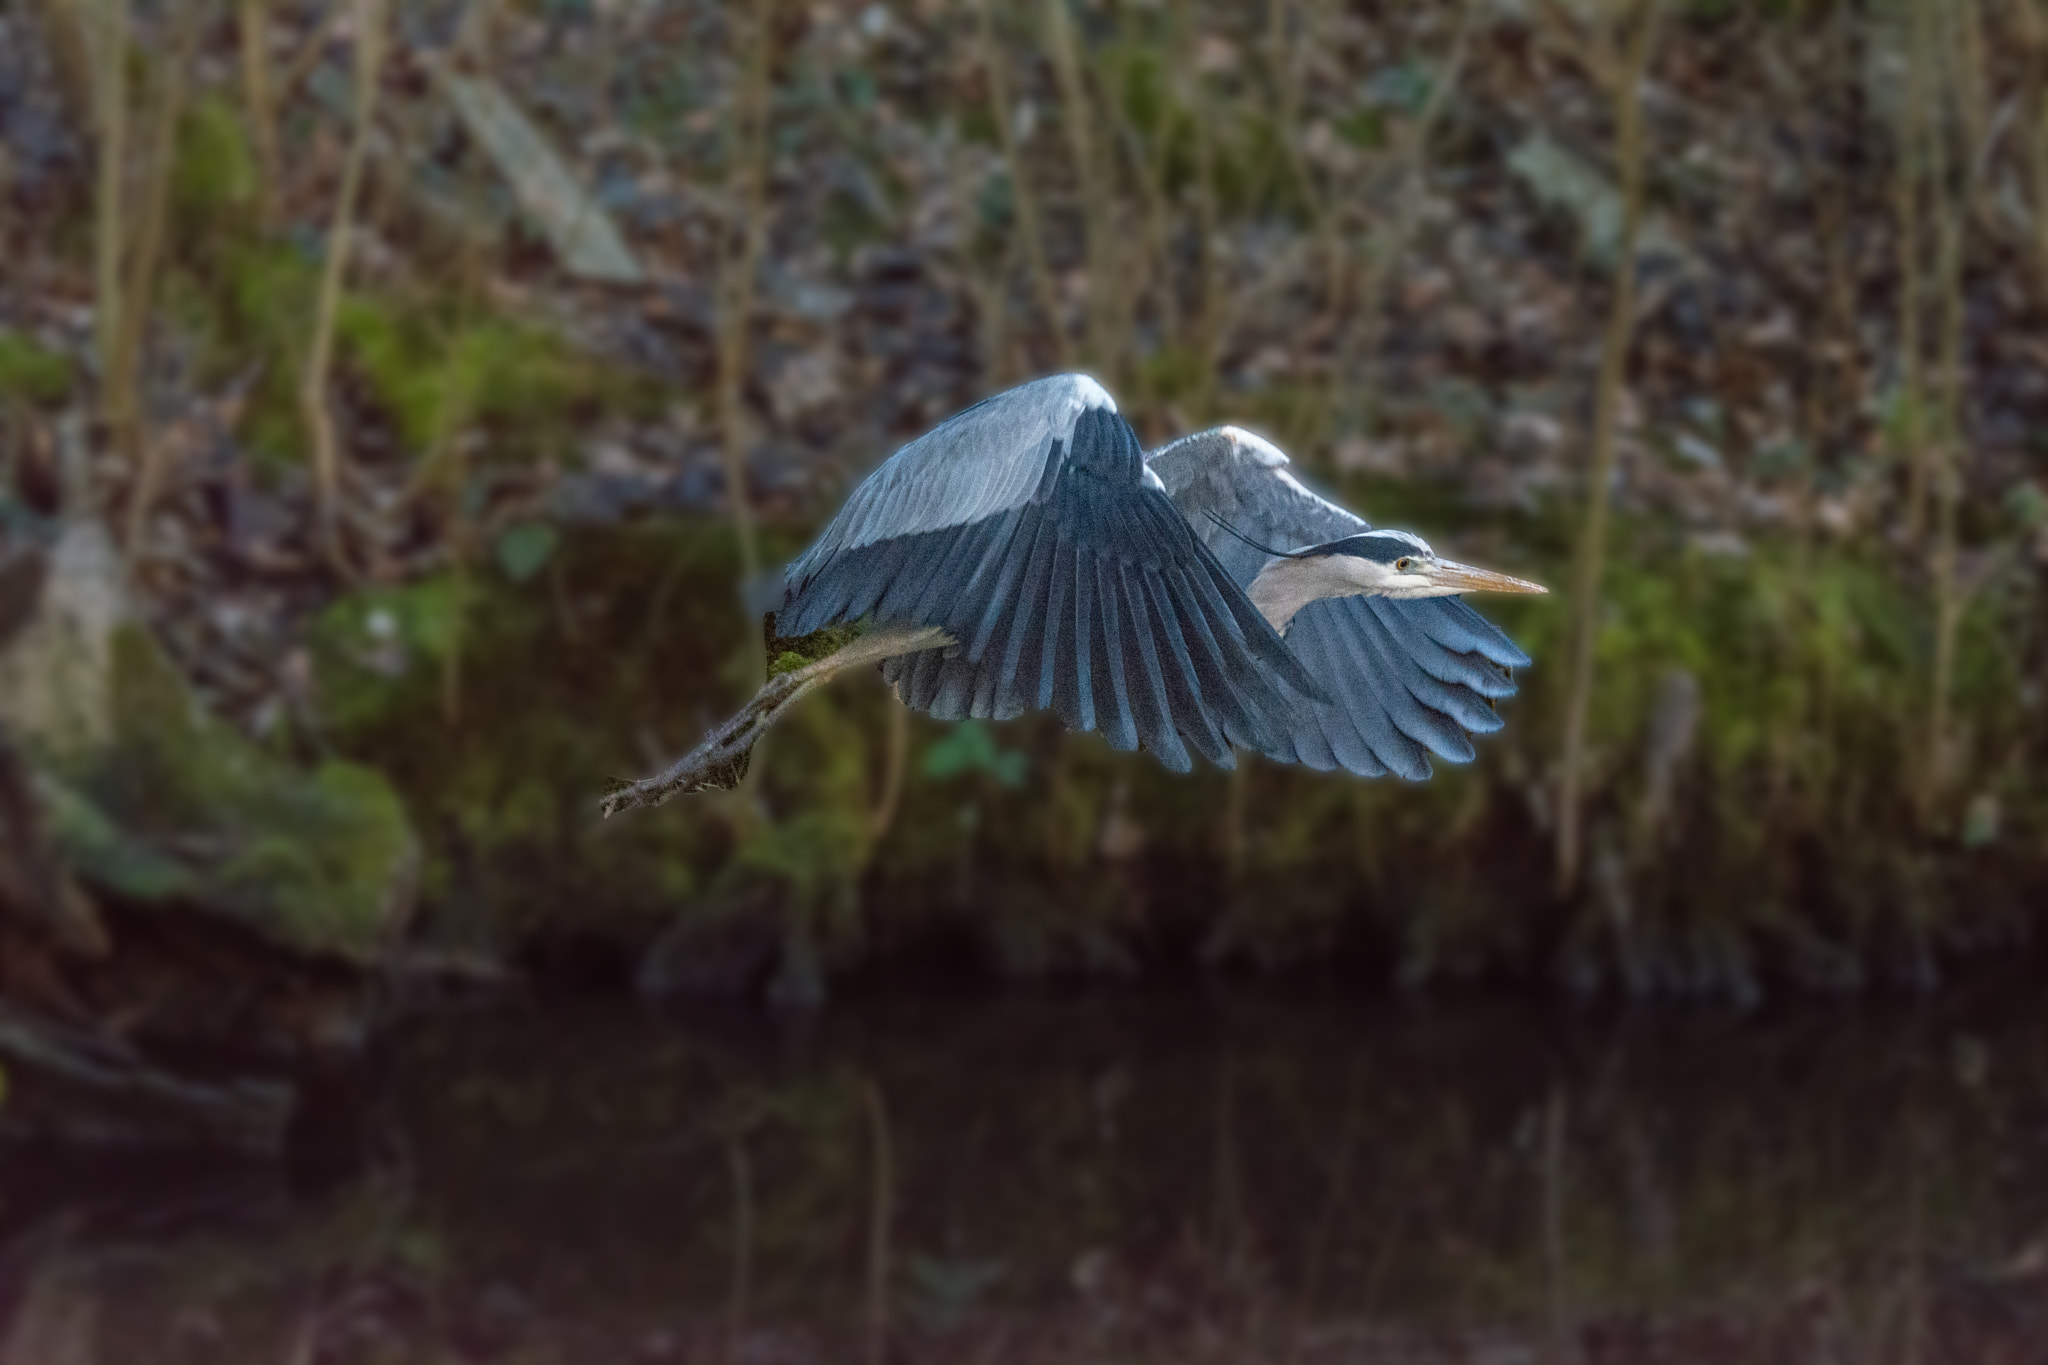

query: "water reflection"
xmin=4 ymin=987 xmax=2046 ymax=1362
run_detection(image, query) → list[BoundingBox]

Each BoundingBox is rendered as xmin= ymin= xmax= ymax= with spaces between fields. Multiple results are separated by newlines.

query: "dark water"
xmin=6 ymin=984 xmax=2048 ymax=1363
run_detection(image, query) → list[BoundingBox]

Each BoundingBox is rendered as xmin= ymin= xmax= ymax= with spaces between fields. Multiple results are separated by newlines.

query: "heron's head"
xmin=1301 ymin=530 xmax=1548 ymax=600
xmin=1247 ymin=528 xmax=1546 ymax=632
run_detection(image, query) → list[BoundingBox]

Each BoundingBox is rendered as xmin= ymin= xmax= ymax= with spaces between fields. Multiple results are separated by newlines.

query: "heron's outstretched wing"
xmin=778 ymin=376 xmax=1322 ymax=772
xmin=1147 ymin=425 xmax=1530 ymax=780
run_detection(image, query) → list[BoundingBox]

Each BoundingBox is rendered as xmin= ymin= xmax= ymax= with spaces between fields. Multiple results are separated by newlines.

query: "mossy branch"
xmin=600 ymin=625 xmax=950 ymax=818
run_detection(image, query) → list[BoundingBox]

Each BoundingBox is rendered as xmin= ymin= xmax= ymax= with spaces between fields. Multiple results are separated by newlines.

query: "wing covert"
xmin=1147 ymin=426 xmax=1531 ymax=779
xmin=778 ymin=380 xmax=1325 ymax=772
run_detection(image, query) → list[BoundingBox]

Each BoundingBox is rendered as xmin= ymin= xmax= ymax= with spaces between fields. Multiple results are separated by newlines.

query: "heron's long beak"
xmin=1431 ymin=559 xmax=1549 ymax=595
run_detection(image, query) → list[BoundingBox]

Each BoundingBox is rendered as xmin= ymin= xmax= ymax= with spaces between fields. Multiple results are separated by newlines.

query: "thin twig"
xmin=1925 ymin=0 xmax=1975 ymax=816
xmin=1097 ymin=17 xmax=1177 ymax=433
xmin=869 ymin=699 xmax=910 ymax=843
xmin=861 ymin=1076 xmax=895 ymax=1365
xmin=601 ymin=625 xmax=951 ymax=818
xmin=1541 ymin=1086 xmax=1572 ymax=1364
xmin=978 ymin=0 xmax=1071 ymax=370
xmin=716 ymin=0 xmax=775 ymax=653
xmin=1266 ymin=0 xmax=1339 ymax=304
xmin=117 ymin=3 xmax=201 ymax=551
xmin=1223 ymin=750 xmax=1248 ymax=881
xmin=277 ymin=0 xmax=344 ymax=101
xmin=1175 ymin=0 xmax=1223 ymax=421
xmin=300 ymin=0 xmax=387 ymax=577
xmin=2015 ymin=0 xmax=2048 ymax=299
xmin=239 ymin=0 xmax=281 ymax=227
xmin=724 ymin=1125 xmax=754 ymax=1365
xmin=1554 ymin=0 xmax=1660 ymax=895
xmin=1898 ymin=0 xmax=1932 ymax=543
xmin=1335 ymin=0 xmax=1474 ymax=420
xmin=1042 ymin=0 xmax=1119 ymax=373
xmin=87 ymin=0 xmax=129 ymax=388
xmin=945 ymin=123 xmax=1016 ymax=385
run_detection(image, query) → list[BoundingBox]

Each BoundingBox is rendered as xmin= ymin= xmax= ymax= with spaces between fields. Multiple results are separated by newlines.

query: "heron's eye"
xmin=1394 ymin=557 xmax=1416 ymax=572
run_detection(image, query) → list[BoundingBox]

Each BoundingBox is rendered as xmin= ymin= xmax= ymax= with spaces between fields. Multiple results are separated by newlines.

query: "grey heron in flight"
xmin=602 ymin=374 xmax=1545 ymax=815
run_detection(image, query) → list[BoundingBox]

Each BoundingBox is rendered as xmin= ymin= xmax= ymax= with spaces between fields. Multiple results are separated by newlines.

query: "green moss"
xmin=199 ymin=241 xmax=320 ymax=465
xmin=173 ymin=95 xmax=257 ymax=224
xmin=283 ymin=467 xmax=2043 ymax=995
xmin=0 ymin=332 xmax=72 ymax=407
xmin=308 ymin=577 xmax=462 ymax=732
xmin=336 ymin=302 xmax=626 ymax=460
xmin=765 ymin=620 xmax=859 ymax=677
xmin=37 ymin=626 xmax=417 ymax=961
xmin=309 ymin=524 xmax=769 ymax=942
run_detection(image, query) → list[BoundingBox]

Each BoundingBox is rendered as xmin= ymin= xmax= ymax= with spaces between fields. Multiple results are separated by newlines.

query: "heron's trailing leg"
xmin=600 ymin=624 xmax=953 ymax=818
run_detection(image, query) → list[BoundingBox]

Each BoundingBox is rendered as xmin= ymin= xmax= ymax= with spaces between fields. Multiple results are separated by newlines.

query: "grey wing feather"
xmin=1147 ymin=425 xmax=1366 ymax=584
xmin=779 ymin=379 xmax=1324 ymax=773
xmin=1148 ymin=426 xmax=1530 ymax=780
xmin=786 ymin=374 xmax=1110 ymax=592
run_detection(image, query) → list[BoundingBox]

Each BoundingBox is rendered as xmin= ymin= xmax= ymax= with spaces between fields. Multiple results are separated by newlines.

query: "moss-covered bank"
xmin=304 ymin=485 xmax=2045 ymax=1004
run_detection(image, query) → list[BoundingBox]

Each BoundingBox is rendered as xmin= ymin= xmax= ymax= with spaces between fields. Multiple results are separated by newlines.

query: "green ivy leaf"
xmin=495 ymin=523 xmax=559 ymax=583
xmin=921 ymin=720 xmax=1027 ymax=787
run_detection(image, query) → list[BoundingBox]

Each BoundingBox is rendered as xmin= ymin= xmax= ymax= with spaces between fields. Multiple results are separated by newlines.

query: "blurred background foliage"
xmin=0 ymin=0 xmax=2045 ymax=1024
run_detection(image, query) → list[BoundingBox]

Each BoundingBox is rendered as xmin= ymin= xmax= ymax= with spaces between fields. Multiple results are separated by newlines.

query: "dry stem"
xmin=723 ymin=1127 xmax=754 ymax=1365
xmin=861 ymin=1076 xmax=895 ymax=1365
xmin=1174 ymin=0 xmax=1223 ymax=421
xmin=1924 ymin=0 xmax=1977 ymax=817
xmin=300 ymin=0 xmax=388 ymax=575
xmin=1042 ymin=0 xmax=1121 ymax=375
xmin=2018 ymin=0 xmax=2048 ymax=298
xmin=600 ymin=625 xmax=951 ymax=818
xmin=1554 ymin=0 xmax=1660 ymax=896
xmin=978 ymin=0 xmax=1071 ymax=370
xmin=868 ymin=700 xmax=910 ymax=842
xmin=1333 ymin=1 xmax=1472 ymax=419
xmin=1898 ymin=0 xmax=1932 ymax=542
xmin=716 ymin=0 xmax=775 ymax=621
xmin=238 ymin=0 xmax=281 ymax=227
xmin=87 ymin=0 xmax=128 ymax=387
xmin=117 ymin=3 xmax=201 ymax=551
xmin=1265 ymin=0 xmax=1339 ymax=304
xmin=946 ymin=126 xmax=1017 ymax=384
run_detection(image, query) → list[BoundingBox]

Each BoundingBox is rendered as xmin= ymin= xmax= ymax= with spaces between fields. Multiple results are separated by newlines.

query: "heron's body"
xmin=605 ymin=374 xmax=1546 ymax=815
xmin=778 ymin=375 xmax=1544 ymax=780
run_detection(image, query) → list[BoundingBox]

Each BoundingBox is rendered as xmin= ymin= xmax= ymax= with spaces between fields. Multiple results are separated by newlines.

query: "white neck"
xmin=1248 ymin=554 xmax=1446 ymax=632
xmin=1247 ymin=558 xmax=1344 ymax=634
